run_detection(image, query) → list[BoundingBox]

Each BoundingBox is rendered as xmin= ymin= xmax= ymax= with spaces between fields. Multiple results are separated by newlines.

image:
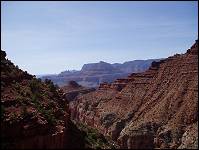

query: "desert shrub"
xmin=74 ymin=122 xmax=117 ymax=149
xmin=21 ymin=87 xmax=31 ymax=97
xmin=16 ymin=96 xmax=29 ymax=106
xmin=15 ymin=82 xmax=21 ymax=91
xmin=47 ymin=101 xmax=55 ymax=109
xmin=31 ymin=95 xmax=57 ymax=125
xmin=21 ymin=105 xmax=29 ymax=118
xmin=30 ymin=78 xmax=41 ymax=93
xmin=49 ymin=84 xmax=56 ymax=93
xmin=89 ymin=132 xmax=97 ymax=141
xmin=31 ymin=92 xmax=41 ymax=107
xmin=44 ymin=79 xmax=58 ymax=93
xmin=39 ymin=108 xmax=57 ymax=125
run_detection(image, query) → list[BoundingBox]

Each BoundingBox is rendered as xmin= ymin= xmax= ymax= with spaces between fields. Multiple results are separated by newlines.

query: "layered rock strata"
xmin=69 ymin=40 xmax=198 ymax=149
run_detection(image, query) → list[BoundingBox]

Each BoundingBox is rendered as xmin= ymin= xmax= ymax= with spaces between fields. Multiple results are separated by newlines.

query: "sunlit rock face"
xmin=69 ymin=40 xmax=198 ymax=149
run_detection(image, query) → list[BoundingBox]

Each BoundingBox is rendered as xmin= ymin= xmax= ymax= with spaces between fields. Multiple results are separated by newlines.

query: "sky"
xmin=1 ymin=1 xmax=198 ymax=75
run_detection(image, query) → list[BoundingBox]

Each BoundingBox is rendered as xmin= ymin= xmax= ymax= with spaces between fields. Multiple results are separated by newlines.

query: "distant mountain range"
xmin=39 ymin=59 xmax=161 ymax=87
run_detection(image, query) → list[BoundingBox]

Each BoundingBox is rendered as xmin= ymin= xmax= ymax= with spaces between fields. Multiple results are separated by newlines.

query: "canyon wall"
xmin=69 ymin=40 xmax=198 ymax=149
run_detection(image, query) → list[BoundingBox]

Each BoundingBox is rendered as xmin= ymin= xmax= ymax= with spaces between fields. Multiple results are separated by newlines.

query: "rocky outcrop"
xmin=69 ymin=40 xmax=198 ymax=149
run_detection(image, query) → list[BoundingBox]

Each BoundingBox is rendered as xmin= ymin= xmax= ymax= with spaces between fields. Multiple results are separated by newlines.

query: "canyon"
xmin=69 ymin=40 xmax=198 ymax=149
xmin=0 ymin=50 xmax=118 ymax=149
xmin=1 ymin=40 xmax=198 ymax=149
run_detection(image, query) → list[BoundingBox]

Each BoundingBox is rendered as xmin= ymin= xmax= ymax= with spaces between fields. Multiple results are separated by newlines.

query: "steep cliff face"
xmin=1 ymin=50 xmax=82 ymax=149
xmin=69 ymin=40 xmax=198 ymax=149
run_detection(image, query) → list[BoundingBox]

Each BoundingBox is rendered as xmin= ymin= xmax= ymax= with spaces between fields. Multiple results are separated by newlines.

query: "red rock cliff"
xmin=69 ymin=40 xmax=198 ymax=149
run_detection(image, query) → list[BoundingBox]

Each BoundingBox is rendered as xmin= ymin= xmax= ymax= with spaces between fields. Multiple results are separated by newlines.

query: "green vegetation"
xmin=38 ymin=107 xmax=57 ymax=124
xmin=30 ymin=78 xmax=41 ymax=93
xmin=12 ymin=77 xmax=61 ymax=125
xmin=21 ymin=105 xmax=30 ymax=119
xmin=74 ymin=122 xmax=118 ymax=149
xmin=46 ymin=79 xmax=59 ymax=95
xmin=30 ymin=91 xmax=57 ymax=125
xmin=14 ymin=82 xmax=21 ymax=91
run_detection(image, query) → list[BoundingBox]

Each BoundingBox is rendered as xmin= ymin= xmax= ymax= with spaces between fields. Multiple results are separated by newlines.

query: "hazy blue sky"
xmin=1 ymin=1 xmax=198 ymax=75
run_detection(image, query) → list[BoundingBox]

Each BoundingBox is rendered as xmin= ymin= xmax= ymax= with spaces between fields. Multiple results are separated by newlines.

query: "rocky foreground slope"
xmin=1 ymin=50 xmax=72 ymax=148
xmin=69 ymin=40 xmax=198 ymax=149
